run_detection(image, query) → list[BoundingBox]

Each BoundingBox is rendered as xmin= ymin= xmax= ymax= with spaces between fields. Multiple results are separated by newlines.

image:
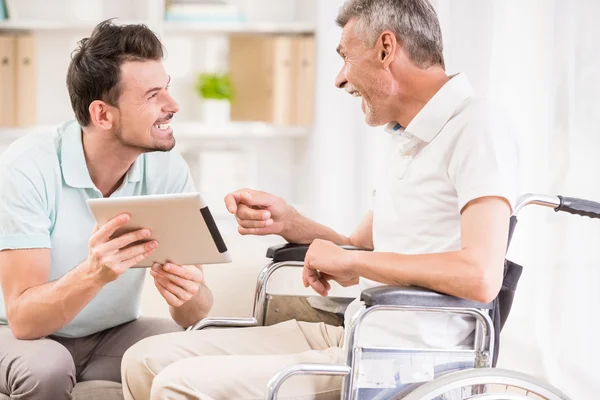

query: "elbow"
xmin=467 ymin=260 xmax=503 ymax=304
xmin=6 ymin=309 xmax=41 ymax=340
xmin=7 ymin=320 xmax=38 ymax=341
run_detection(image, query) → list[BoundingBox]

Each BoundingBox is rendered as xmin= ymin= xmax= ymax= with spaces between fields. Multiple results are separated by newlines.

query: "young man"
xmin=0 ymin=20 xmax=213 ymax=399
xmin=121 ymin=0 xmax=519 ymax=399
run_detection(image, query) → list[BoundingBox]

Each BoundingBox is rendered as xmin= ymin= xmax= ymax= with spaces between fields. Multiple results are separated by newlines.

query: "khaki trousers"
xmin=0 ymin=317 xmax=182 ymax=400
xmin=121 ymin=320 xmax=345 ymax=400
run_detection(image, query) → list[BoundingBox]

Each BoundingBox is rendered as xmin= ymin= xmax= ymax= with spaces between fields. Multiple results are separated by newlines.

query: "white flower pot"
xmin=200 ymin=100 xmax=230 ymax=124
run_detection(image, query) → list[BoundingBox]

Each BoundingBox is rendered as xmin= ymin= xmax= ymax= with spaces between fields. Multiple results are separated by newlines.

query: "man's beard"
xmin=114 ymin=126 xmax=175 ymax=153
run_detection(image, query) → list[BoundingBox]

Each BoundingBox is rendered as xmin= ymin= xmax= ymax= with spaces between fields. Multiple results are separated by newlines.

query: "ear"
xmin=88 ymin=100 xmax=115 ymax=130
xmin=378 ymin=31 xmax=397 ymax=68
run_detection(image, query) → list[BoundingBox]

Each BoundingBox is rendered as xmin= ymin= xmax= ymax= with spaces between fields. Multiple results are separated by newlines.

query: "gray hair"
xmin=336 ymin=0 xmax=445 ymax=69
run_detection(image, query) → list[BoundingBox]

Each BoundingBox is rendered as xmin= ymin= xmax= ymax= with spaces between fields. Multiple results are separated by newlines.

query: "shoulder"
xmin=0 ymin=124 xmax=62 ymax=190
xmin=445 ymin=97 xmax=518 ymax=155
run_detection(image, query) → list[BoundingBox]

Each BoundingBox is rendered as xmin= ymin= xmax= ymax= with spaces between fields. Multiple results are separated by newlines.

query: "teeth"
xmin=154 ymin=123 xmax=170 ymax=130
xmin=349 ymin=91 xmax=361 ymax=97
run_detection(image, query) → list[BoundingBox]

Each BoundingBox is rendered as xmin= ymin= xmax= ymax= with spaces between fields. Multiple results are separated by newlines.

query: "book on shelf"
xmin=0 ymin=32 xmax=36 ymax=128
xmin=228 ymin=34 xmax=315 ymax=127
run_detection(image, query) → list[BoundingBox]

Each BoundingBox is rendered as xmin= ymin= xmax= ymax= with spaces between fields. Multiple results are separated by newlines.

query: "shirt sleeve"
xmin=447 ymin=114 xmax=520 ymax=213
xmin=0 ymin=166 xmax=52 ymax=251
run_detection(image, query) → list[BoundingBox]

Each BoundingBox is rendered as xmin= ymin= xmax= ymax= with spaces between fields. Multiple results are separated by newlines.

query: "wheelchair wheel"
xmin=395 ymin=368 xmax=570 ymax=400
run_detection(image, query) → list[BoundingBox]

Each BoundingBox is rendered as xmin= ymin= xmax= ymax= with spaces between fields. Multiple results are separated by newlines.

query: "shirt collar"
xmin=60 ymin=120 xmax=142 ymax=189
xmin=384 ymin=73 xmax=474 ymax=142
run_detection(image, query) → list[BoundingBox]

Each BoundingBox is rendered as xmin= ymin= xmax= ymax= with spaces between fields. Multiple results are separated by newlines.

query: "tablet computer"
xmin=87 ymin=192 xmax=231 ymax=267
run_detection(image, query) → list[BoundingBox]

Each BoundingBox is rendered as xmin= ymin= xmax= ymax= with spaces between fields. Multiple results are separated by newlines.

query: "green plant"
xmin=195 ymin=72 xmax=234 ymax=101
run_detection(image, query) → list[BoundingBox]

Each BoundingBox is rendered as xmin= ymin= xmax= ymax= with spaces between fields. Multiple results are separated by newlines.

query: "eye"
xmin=149 ymin=92 xmax=159 ymax=100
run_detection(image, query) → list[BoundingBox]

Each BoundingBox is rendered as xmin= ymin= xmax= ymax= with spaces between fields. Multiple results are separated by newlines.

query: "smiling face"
xmin=335 ymin=19 xmax=398 ymax=127
xmin=109 ymin=60 xmax=179 ymax=152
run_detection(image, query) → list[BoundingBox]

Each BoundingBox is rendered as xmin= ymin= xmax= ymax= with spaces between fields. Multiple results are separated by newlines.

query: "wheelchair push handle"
xmin=555 ymin=195 xmax=600 ymax=219
xmin=514 ymin=193 xmax=600 ymax=219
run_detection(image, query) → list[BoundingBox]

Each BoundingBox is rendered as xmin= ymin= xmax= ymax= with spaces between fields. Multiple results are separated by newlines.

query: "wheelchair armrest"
xmin=186 ymin=317 xmax=258 ymax=331
xmin=361 ymin=286 xmax=493 ymax=310
xmin=266 ymin=243 xmax=370 ymax=263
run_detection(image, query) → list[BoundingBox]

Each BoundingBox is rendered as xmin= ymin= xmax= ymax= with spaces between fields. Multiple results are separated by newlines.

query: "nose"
xmin=335 ymin=64 xmax=347 ymax=89
xmin=164 ymin=91 xmax=180 ymax=114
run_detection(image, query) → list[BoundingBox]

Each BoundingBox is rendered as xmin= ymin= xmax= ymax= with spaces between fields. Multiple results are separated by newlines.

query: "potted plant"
xmin=195 ymin=72 xmax=234 ymax=124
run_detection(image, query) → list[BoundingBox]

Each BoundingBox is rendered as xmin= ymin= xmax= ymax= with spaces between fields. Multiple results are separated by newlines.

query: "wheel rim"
xmin=398 ymin=368 xmax=570 ymax=400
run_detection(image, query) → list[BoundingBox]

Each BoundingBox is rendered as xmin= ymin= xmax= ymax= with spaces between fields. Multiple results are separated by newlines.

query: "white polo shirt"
xmin=0 ymin=120 xmax=195 ymax=338
xmin=345 ymin=73 xmax=519 ymax=350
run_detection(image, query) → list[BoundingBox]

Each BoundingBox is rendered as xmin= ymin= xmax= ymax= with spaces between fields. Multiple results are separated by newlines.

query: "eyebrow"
xmin=144 ymin=76 xmax=171 ymax=97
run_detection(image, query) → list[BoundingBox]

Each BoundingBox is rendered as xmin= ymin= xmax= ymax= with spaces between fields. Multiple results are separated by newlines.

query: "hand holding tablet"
xmin=87 ymin=193 xmax=231 ymax=268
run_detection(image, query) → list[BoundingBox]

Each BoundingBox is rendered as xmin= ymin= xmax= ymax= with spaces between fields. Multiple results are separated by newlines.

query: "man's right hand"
xmin=87 ymin=214 xmax=157 ymax=283
xmin=224 ymin=189 xmax=295 ymax=236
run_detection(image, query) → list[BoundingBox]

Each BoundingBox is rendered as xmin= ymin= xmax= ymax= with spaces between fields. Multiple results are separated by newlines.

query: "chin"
xmin=363 ymin=111 xmax=387 ymax=127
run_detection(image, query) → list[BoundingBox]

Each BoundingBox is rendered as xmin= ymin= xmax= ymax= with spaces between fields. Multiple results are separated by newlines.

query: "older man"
xmin=0 ymin=20 xmax=213 ymax=399
xmin=121 ymin=0 xmax=518 ymax=399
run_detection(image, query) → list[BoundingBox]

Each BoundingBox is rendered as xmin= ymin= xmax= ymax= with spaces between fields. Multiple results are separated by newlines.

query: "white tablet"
xmin=87 ymin=192 xmax=231 ymax=267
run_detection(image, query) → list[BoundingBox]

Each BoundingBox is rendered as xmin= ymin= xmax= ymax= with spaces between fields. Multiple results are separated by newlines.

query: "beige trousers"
xmin=121 ymin=319 xmax=345 ymax=400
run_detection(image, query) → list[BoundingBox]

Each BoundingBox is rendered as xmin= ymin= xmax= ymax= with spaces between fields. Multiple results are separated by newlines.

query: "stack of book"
xmin=228 ymin=34 xmax=315 ymax=127
xmin=164 ymin=0 xmax=244 ymax=23
xmin=0 ymin=33 xmax=37 ymax=127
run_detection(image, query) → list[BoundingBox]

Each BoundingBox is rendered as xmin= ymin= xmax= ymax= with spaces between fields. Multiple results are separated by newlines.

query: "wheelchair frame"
xmin=187 ymin=193 xmax=597 ymax=399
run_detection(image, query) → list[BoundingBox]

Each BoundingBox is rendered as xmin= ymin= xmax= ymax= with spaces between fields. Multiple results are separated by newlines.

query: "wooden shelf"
xmin=0 ymin=19 xmax=315 ymax=34
xmin=172 ymin=121 xmax=309 ymax=139
xmin=0 ymin=122 xmax=309 ymax=143
xmin=0 ymin=19 xmax=146 ymax=32
xmin=163 ymin=21 xmax=315 ymax=34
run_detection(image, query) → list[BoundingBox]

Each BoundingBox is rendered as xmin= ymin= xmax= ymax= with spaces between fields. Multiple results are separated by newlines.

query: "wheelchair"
xmin=188 ymin=193 xmax=597 ymax=399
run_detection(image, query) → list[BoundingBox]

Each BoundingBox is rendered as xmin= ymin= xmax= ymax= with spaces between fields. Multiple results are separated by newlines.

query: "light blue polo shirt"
xmin=0 ymin=119 xmax=195 ymax=338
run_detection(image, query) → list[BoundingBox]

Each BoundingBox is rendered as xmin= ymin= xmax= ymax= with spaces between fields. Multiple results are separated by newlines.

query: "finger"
xmin=107 ymin=240 xmax=157 ymax=264
xmin=224 ymin=192 xmax=242 ymax=214
xmin=116 ymin=243 xmax=158 ymax=270
xmin=224 ymin=189 xmax=258 ymax=214
xmin=304 ymin=267 xmax=329 ymax=296
xmin=238 ymin=226 xmax=278 ymax=236
xmin=302 ymin=265 xmax=309 ymax=287
xmin=238 ymin=190 xmax=277 ymax=209
xmin=236 ymin=216 xmax=273 ymax=229
xmin=151 ymin=264 xmax=202 ymax=290
xmin=90 ymin=214 xmax=130 ymax=246
xmin=154 ymin=279 xmax=184 ymax=307
xmin=154 ymin=275 xmax=193 ymax=303
xmin=150 ymin=269 xmax=197 ymax=293
xmin=157 ymin=263 xmax=202 ymax=282
xmin=101 ymin=228 xmax=152 ymax=253
xmin=236 ymin=204 xmax=271 ymax=221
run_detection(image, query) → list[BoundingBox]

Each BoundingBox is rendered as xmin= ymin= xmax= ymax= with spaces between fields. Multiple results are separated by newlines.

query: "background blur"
xmin=0 ymin=0 xmax=598 ymax=398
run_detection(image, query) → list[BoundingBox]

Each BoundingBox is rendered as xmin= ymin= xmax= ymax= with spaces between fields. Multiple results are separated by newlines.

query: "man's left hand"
xmin=302 ymin=239 xmax=359 ymax=296
xmin=150 ymin=263 xmax=204 ymax=307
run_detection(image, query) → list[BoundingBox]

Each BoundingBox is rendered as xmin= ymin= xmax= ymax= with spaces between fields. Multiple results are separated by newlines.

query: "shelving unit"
xmin=0 ymin=19 xmax=315 ymax=34
xmin=0 ymin=0 xmax=317 ymax=213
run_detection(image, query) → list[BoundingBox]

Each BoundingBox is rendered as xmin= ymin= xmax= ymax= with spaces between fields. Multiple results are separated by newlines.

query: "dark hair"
xmin=336 ymin=0 xmax=445 ymax=69
xmin=66 ymin=19 xmax=164 ymax=127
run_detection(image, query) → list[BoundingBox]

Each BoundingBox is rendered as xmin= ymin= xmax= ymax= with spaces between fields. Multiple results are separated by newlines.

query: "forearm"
xmin=169 ymin=283 xmax=213 ymax=328
xmin=8 ymin=262 xmax=103 ymax=339
xmin=281 ymin=207 xmax=352 ymax=246
xmin=352 ymin=250 xmax=503 ymax=303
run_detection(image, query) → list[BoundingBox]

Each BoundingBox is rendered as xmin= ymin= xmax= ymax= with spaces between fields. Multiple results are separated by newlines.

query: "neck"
xmin=82 ymin=127 xmax=141 ymax=197
xmin=393 ymin=66 xmax=450 ymax=128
